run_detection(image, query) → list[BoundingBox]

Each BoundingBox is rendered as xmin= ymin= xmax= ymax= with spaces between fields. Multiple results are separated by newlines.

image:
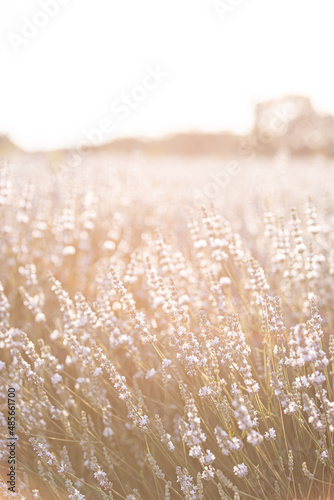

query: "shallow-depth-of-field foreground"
xmin=0 ymin=153 xmax=334 ymax=499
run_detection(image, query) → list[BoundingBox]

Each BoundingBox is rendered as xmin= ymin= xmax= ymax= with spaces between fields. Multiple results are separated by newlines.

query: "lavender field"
xmin=0 ymin=154 xmax=334 ymax=499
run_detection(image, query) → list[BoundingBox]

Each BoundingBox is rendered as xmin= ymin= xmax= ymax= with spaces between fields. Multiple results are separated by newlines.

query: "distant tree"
xmin=0 ymin=135 xmax=20 ymax=154
xmin=253 ymin=95 xmax=334 ymax=156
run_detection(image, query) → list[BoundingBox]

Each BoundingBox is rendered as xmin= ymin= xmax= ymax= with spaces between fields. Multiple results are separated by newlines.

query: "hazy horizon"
xmin=1 ymin=0 xmax=334 ymax=152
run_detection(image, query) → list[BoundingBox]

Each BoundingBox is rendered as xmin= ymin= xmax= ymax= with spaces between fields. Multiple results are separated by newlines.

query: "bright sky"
xmin=0 ymin=0 xmax=334 ymax=152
